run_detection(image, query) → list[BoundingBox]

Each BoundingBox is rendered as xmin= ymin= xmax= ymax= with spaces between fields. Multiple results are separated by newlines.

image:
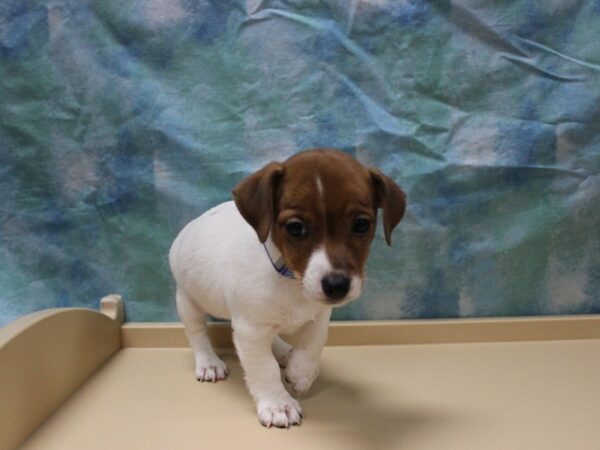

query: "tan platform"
xmin=1 ymin=296 xmax=600 ymax=450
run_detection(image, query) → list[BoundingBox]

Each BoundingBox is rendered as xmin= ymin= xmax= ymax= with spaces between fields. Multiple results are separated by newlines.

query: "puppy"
xmin=169 ymin=148 xmax=406 ymax=428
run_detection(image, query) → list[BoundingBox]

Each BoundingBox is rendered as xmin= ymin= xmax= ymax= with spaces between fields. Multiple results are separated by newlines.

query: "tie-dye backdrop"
xmin=1 ymin=0 xmax=599 ymax=325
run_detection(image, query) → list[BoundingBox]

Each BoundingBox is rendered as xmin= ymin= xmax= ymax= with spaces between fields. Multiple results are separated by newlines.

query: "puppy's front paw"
xmin=257 ymin=395 xmax=303 ymax=428
xmin=285 ymin=350 xmax=319 ymax=396
xmin=195 ymin=356 xmax=228 ymax=382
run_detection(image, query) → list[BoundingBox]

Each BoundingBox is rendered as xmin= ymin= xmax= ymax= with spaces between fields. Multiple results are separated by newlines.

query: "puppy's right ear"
xmin=232 ymin=162 xmax=285 ymax=243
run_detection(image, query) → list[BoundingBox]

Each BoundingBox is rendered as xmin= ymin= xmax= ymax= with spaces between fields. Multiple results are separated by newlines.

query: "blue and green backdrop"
xmin=1 ymin=0 xmax=599 ymax=325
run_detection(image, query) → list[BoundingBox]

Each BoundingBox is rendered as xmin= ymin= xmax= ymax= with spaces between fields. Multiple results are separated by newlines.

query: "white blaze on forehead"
xmin=316 ymin=175 xmax=324 ymax=199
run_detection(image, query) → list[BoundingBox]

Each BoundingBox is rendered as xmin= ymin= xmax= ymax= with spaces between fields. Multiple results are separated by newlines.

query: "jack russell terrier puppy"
xmin=169 ymin=148 xmax=406 ymax=428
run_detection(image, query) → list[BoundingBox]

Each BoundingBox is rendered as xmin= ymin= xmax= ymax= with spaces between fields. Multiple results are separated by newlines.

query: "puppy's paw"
xmin=285 ymin=351 xmax=319 ymax=396
xmin=195 ymin=356 xmax=228 ymax=382
xmin=257 ymin=395 xmax=304 ymax=428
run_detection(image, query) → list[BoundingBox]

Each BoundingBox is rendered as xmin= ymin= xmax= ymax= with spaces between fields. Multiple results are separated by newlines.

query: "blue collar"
xmin=264 ymin=238 xmax=296 ymax=279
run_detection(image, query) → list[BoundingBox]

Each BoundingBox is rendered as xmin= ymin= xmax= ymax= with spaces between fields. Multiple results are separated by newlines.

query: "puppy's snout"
xmin=321 ymin=273 xmax=351 ymax=300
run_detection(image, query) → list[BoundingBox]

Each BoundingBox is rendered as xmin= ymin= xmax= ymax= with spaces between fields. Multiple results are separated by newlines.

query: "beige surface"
xmin=0 ymin=298 xmax=122 ymax=450
xmin=20 ymin=340 xmax=600 ymax=450
xmin=121 ymin=315 xmax=600 ymax=348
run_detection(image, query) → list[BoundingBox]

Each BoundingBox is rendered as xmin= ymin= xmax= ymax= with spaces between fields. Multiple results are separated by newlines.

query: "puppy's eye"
xmin=352 ymin=217 xmax=371 ymax=235
xmin=285 ymin=219 xmax=307 ymax=238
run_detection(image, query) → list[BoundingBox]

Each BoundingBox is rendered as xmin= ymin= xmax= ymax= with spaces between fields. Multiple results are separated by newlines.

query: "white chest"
xmin=231 ymin=277 xmax=326 ymax=335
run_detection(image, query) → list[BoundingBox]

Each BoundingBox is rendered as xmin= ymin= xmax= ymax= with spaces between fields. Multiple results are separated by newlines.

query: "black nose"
xmin=321 ymin=273 xmax=351 ymax=300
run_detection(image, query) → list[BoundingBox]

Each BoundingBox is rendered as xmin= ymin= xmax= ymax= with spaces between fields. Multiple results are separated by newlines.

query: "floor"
xmin=21 ymin=340 xmax=600 ymax=450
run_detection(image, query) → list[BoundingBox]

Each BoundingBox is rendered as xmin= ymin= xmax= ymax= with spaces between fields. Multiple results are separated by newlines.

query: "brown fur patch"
xmin=272 ymin=149 xmax=378 ymax=278
xmin=234 ymin=148 xmax=406 ymax=282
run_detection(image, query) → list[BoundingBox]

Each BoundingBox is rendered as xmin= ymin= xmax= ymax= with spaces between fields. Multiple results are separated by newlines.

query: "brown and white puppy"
xmin=169 ymin=149 xmax=405 ymax=428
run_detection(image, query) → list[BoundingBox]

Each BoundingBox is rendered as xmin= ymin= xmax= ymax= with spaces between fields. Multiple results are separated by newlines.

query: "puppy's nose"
xmin=321 ymin=273 xmax=351 ymax=300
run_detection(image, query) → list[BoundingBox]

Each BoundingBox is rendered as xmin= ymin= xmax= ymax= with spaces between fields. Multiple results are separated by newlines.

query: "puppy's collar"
xmin=264 ymin=238 xmax=295 ymax=279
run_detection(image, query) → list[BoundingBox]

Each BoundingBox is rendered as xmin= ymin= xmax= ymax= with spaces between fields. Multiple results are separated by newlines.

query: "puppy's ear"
xmin=369 ymin=168 xmax=406 ymax=246
xmin=232 ymin=162 xmax=285 ymax=243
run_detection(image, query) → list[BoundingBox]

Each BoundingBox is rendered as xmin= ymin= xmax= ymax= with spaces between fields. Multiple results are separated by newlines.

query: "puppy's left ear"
xmin=232 ymin=162 xmax=285 ymax=243
xmin=369 ymin=168 xmax=406 ymax=246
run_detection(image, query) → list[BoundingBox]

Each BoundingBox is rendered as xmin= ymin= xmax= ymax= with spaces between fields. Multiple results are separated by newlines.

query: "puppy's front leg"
xmin=233 ymin=320 xmax=303 ymax=428
xmin=285 ymin=308 xmax=332 ymax=396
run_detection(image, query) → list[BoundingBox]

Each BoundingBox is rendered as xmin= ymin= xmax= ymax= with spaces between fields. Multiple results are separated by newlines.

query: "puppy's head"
xmin=233 ymin=149 xmax=406 ymax=306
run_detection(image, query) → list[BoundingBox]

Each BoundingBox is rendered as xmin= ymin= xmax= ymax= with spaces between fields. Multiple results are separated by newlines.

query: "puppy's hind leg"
xmin=176 ymin=289 xmax=228 ymax=382
xmin=272 ymin=335 xmax=293 ymax=368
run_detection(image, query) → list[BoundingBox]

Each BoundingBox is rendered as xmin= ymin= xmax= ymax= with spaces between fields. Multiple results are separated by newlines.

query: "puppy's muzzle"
xmin=321 ymin=272 xmax=351 ymax=301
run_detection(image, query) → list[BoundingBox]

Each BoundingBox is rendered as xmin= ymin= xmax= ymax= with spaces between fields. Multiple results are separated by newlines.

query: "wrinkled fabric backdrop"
xmin=1 ymin=0 xmax=599 ymax=325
